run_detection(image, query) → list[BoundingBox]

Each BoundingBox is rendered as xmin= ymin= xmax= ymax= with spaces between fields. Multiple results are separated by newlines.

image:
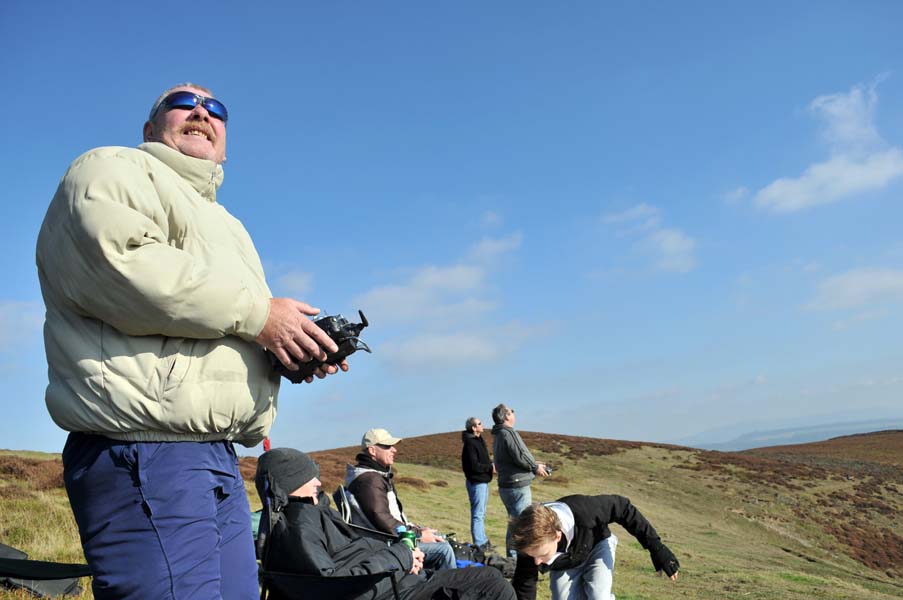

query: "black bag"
xmin=0 ymin=543 xmax=88 ymax=598
xmin=445 ymin=534 xmax=480 ymax=563
xmin=443 ymin=534 xmax=516 ymax=578
xmin=483 ymin=553 xmax=516 ymax=578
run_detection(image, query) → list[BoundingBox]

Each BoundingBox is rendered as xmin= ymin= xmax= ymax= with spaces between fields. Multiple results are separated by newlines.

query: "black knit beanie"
xmin=255 ymin=448 xmax=320 ymax=506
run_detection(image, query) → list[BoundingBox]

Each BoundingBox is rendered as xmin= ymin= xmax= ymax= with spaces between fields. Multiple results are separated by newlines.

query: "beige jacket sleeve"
xmin=39 ymin=151 xmax=270 ymax=341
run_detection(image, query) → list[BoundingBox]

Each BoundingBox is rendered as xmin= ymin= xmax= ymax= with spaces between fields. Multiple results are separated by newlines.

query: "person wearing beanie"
xmin=508 ymin=495 xmax=680 ymax=600
xmin=345 ymin=428 xmax=457 ymax=571
xmin=255 ymin=448 xmax=517 ymax=600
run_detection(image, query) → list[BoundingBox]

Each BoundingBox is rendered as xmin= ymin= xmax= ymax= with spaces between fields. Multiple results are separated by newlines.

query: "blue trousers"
xmin=465 ymin=480 xmax=489 ymax=547
xmin=498 ymin=485 xmax=532 ymax=558
xmin=62 ymin=433 xmax=258 ymax=600
xmin=420 ymin=540 xmax=457 ymax=570
xmin=550 ymin=534 xmax=618 ymax=600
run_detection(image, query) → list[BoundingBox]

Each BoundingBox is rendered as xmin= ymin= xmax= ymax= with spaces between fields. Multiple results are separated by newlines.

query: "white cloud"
xmin=754 ymin=77 xmax=903 ymax=213
xmin=355 ymin=234 xmax=520 ymax=325
xmin=603 ymin=204 xmax=698 ymax=273
xmin=754 ymin=149 xmax=903 ymax=213
xmin=275 ymin=270 xmax=314 ymax=297
xmin=0 ymin=301 xmax=44 ymax=351
xmin=378 ymin=321 xmax=547 ymax=370
xmin=810 ymin=77 xmax=885 ymax=152
xmin=602 ymin=203 xmax=661 ymax=231
xmin=645 ymin=228 xmax=697 ymax=273
xmin=467 ymin=232 xmax=523 ymax=263
xmin=481 ymin=211 xmax=503 ymax=228
xmin=808 ymin=267 xmax=903 ymax=310
xmin=722 ymin=187 xmax=749 ymax=204
xmin=831 ymin=308 xmax=888 ymax=331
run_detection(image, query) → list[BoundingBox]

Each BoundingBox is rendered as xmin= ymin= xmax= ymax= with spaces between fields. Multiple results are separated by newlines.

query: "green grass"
xmin=3 ymin=442 xmax=902 ymax=599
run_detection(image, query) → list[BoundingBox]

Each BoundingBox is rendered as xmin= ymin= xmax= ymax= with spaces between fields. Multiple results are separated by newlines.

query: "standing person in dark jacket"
xmin=256 ymin=448 xmax=516 ymax=600
xmin=509 ymin=495 xmax=679 ymax=600
xmin=461 ymin=416 xmax=495 ymax=549
xmin=492 ymin=403 xmax=550 ymax=557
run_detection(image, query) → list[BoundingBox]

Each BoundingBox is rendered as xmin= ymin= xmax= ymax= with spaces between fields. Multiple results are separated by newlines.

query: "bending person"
xmin=510 ymin=495 xmax=679 ymax=600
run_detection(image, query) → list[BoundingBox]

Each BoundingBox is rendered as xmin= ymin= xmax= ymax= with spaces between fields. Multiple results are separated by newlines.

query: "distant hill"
xmin=681 ymin=418 xmax=903 ymax=451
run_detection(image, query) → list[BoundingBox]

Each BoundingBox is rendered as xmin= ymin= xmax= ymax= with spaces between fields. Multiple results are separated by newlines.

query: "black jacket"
xmin=345 ymin=453 xmax=407 ymax=534
xmin=461 ymin=431 xmax=493 ymax=484
xmin=511 ymin=495 xmax=665 ymax=600
xmin=261 ymin=493 xmax=421 ymax=600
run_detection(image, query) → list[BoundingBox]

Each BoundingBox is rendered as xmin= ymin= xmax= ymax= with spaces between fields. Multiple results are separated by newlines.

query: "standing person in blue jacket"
xmin=36 ymin=82 xmax=346 ymax=599
xmin=461 ymin=416 xmax=495 ymax=550
xmin=510 ymin=496 xmax=680 ymax=600
xmin=491 ymin=403 xmax=550 ymax=557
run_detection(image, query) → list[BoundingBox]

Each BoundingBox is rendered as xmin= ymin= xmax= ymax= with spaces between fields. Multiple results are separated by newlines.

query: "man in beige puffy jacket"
xmin=36 ymin=82 xmax=344 ymax=599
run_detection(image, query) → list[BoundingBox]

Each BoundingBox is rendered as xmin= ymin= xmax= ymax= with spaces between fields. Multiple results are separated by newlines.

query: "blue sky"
xmin=2 ymin=2 xmax=902 ymax=454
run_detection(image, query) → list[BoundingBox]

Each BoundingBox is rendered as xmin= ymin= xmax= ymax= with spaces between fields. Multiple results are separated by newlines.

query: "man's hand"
xmin=535 ymin=463 xmax=551 ymax=477
xmin=417 ymin=528 xmax=444 ymax=544
xmin=256 ymin=298 xmax=340 ymax=375
xmin=650 ymin=540 xmax=680 ymax=581
xmin=409 ymin=547 xmax=425 ymax=574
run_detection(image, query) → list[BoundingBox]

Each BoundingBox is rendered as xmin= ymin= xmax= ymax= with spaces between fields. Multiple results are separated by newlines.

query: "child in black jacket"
xmin=510 ymin=495 xmax=679 ymax=600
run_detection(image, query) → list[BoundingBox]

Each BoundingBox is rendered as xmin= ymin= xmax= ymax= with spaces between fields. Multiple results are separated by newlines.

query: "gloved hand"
xmin=649 ymin=540 xmax=680 ymax=577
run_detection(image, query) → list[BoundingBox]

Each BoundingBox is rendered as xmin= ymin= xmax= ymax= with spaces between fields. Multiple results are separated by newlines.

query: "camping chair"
xmin=259 ymin=569 xmax=400 ymax=600
xmin=257 ymin=481 xmax=402 ymax=600
xmin=0 ymin=543 xmax=92 ymax=598
xmin=333 ymin=485 xmax=379 ymax=530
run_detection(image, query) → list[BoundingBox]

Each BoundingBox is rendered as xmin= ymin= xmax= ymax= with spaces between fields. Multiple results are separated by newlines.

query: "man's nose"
xmin=187 ymin=104 xmax=211 ymax=120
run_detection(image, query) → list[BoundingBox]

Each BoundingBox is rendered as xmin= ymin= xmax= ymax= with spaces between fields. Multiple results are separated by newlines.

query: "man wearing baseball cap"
xmin=346 ymin=428 xmax=457 ymax=571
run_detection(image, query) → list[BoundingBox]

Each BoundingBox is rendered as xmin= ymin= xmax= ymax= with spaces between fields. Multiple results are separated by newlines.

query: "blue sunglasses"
xmin=154 ymin=91 xmax=229 ymax=123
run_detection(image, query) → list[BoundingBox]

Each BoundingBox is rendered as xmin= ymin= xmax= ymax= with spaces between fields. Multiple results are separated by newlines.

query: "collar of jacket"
xmin=138 ymin=142 xmax=224 ymax=202
xmin=491 ymin=424 xmax=512 ymax=434
xmin=354 ymin=452 xmax=392 ymax=475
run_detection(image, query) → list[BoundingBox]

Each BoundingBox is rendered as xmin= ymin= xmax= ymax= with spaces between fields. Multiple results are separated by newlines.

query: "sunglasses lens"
xmin=164 ymin=91 xmax=200 ymax=110
xmin=162 ymin=92 xmax=229 ymax=123
xmin=202 ymin=98 xmax=228 ymax=122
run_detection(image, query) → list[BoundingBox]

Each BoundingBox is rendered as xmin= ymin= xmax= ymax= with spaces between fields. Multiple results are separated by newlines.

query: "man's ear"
xmin=555 ymin=530 xmax=563 ymax=543
xmin=367 ymin=446 xmax=377 ymax=460
xmin=143 ymin=121 xmax=154 ymax=142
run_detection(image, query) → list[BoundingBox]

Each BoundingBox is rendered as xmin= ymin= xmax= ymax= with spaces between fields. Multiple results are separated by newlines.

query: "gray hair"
xmin=491 ymin=403 xmax=511 ymax=425
xmin=147 ymin=82 xmax=215 ymax=121
xmin=465 ymin=417 xmax=480 ymax=433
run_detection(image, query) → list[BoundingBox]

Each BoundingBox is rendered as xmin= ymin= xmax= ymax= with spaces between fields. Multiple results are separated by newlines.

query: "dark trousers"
xmin=62 ymin=433 xmax=258 ymax=600
xmin=403 ymin=566 xmax=516 ymax=600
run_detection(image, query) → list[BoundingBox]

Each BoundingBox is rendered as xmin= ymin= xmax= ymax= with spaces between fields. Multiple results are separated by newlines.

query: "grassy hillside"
xmin=2 ymin=431 xmax=902 ymax=599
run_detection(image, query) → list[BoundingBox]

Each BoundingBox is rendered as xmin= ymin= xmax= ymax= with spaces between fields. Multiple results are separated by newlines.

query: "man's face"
xmin=289 ymin=477 xmax=322 ymax=505
xmin=473 ymin=420 xmax=484 ymax=436
xmin=369 ymin=443 xmax=398 ymax=468
xmin=143 ymin=85 xmax=227 ymax=164
xmin=504 ymin=408 xmax=516 ymax=427
xmin=524 ymin=531 xmax=562 ymax=566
